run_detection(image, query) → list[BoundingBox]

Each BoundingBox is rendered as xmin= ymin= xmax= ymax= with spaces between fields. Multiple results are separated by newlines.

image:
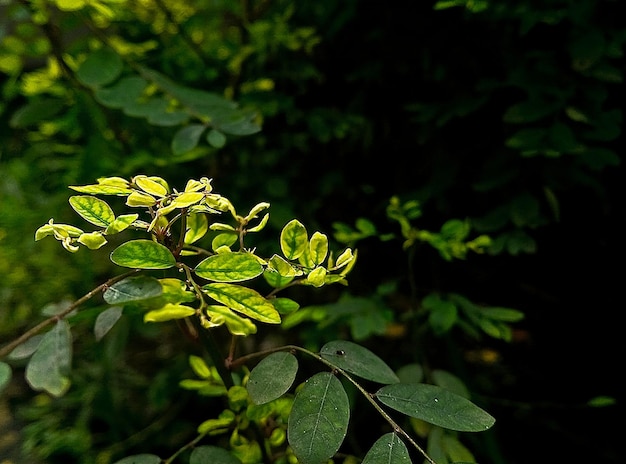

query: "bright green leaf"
xmin=110 ymin=240 xmax=176 ymax=269
xmin=69 ymin=195 xmax=116 ymax=227
xmin=106 ymin=214 xmax=139 ymax=235
xmin=103 ymin=276 xmax=163 ymax=304
xmin=320 ymin=340 xmax=399 ymax=384
xmin=94 ymin=306 xmax=123 ymax=341
xmin=202 ymin=283 xmax=280 ymax=324
xmin=205 ymin=305 xmax=257 ymax=336
xmin=76 ymin=48 xmax=123 ymax=88
xmin=25 ymin=320 xmax=72 ymax=397
xmin=144 ymin=303 xmax=195 ymax=322
xmin=288 ymin=372 xmax=350 ymax=464
xmin=133 ymin=175 xmax=169 ymax=197
xmin=69 ymin=177 xmax=132 ymax=195
xmin=195 ymin=252 xmax=264 ymax=282
xmin=271 ymin=297 xmax=300 ymax=315
xmin=77 ymin=232 xmax=107 ymax=249
xmin=309 ymin=231 xmax=329 ymax=265
xmin=184 ymin=212 xmax=208 ymax=244
xmin=362 ymin=433 xmax=411 ymax=464
xmin=247 ymin=352 xmax=298 ymax=405
xmin=375 ymin=383 xmax=495 ymax=432
xmin=280 ymin=219 xmax=308 ymax=260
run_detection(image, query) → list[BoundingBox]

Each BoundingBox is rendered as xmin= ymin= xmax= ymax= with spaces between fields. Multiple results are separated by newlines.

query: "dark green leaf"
xmin=76 ymin=48 xmax=123 ymax=88
xmin=9 ymin=98 xmax=65 ymax=128
xmin=148 ymin=110 xmax=188 ymax=126
xmin=195 ymin=252 xmax=264 ymax=282
xmin=95 ymin=76 xmax=147 ymax=108
xmin=123 ymin=97 xmax=169 ymax=118
xmin=94 ymin=306 xmax=123 ymax=341
xmin=288 ymin=372 xmax=350 ymax=464
xmin=190 ymin=446 xmax=242 ymax=464
xmin=320 ymin=340 xmax=399 ymax=384
xmin=110 ymin=240 xmax=177 ymax=269
xmin=376 ymin=383 xmax=495 ymax=432
xmin=103 ymin=276 xmax=163 ymax=304
xmin=25 ymin=320 xmax=72 ymax=397
xmin=172 ymin=124 xmax=207 ymax=155
xmin=247 ymin=352 xmax=298 ymax=405
xmin=206 ymin=129 xmax=227 ymax=148
xmin=362 ymin=433 xmax=411 ymax=464
xmin=0 ymin=362 xmax=11 ymax=394
xmin=112 ymin=455 xmax=161 ymax=464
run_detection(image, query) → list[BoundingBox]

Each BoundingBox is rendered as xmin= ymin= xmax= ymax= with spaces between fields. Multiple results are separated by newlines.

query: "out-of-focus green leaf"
xmin=25 ymin=320 xmax=72 ymax=397
xmin=112 ymin=455 xmax=161 ymax=464
xmin=288 ymin=372 xmax=350 ymax=464
xmin=190 ymin=446 xmax=242 ymax=464
xmin=95 ymin=76 xmax=147 ymax=108
xmin=172 ymin=124 xmax=207 ymax=155
xmin=94 ymin=306 xmax=123 ymax=341
xmin=247 ymin=351 xmax=298 ymax=405
xmin=9 ymin=97 xmax=65 ymax=127
xmin=320 ymin=340 xmax=399 ymax=384
xmin=206 ymin=129 xmax=227 ymax=148
xmin=76 ymin=48 xmax=123 ymax=88
xmin=110 ymin=240 xmax=176 ymax=269
xmin=376 ymin=383 xmax=495 ymax=432
xmin=0 ymin=362 xmax=12 ymax=394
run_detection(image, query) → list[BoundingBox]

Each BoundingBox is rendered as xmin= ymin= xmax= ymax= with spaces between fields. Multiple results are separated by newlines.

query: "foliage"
xmin=2 ymin=175 xmax=495 ymax=464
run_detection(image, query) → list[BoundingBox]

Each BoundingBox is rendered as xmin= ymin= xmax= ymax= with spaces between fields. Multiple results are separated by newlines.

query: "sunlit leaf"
xmin=184 ymin=212 xmax=208 ymax=244
xmin=106 ymin=214 xmax=139 ymax=235
xmin=309 ymin=231 xmax=329 ymax=265
xmin=288 ymin=372 xmax=350 ymax=464
xmin=94 ymin=306 xmax=123 ymax=341
xmin=103 ymin=276 xmax=163 ymax=304
xmin=362 ymin=433 xmax=411 ymax=464
xmin=271 ymin=297 xmax=300 ymax=315
xmin=247 ymin=352 xmax=298 ymax=405
xmin=320 ymin=340 xmax=399 ymax=384
xmin=110 ymin=240 xmax=176 ymax=269
xmin=25 ymin=320 xmax=72 ymax=397
xmin=133 ymin=175 xmax=169 ymax=197
xmin=202 ymin=283 xmax=280 ymax=324
xmin=375 ymin=383 xmax=495 ymax=432
xmin=280 ymin=219 xmax=308 ymax=260
xmin=77 ymin=231 xmax=107 ymax=249
xmin=144 ymin=303 xmax=195 ymax=322
xmin=205 ymin=305 xmax=257 ymax=336
xmin=195 ymin=252 xmax=264 ymax=282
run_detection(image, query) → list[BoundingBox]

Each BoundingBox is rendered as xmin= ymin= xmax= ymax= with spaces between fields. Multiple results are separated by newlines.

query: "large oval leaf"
xmin=103 ymin=276 xmax=163 ymax=304
xmin=288 ymin=372 xmax=350 ymax=464
xmin=375 ymin=383 xmax=495 ymax=432
xmin=202 ymin=283 xmax=280 ymax=324
xmin=110 ymin=240 xmax=176 ymax=269
xmin=320 ymin=340 xmax=399 ymax=384
xmin=25 ymin=320 xmax=72 ymax=397
xmin=247 ymin=352 xmax=298 ymax=405
xmin=195 ymin=252 xmax=264 ymax=282
xmin=362 ymin=433 xmax=411 ymax=464
xmin=69 ymin=195 xmax=116 ymax=227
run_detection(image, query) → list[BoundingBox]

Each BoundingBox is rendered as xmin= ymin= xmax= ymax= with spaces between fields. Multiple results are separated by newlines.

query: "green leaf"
xmin=25 ymin=320 xmax=72 ymax=397
xmin=271 ymin=297 xmax=300 ymax=315
xmin=144 ymin=303 xmax=195 ymax=322
xmin=148 ymin=110 xmax=189 ymax=126
xmin=9 ymin=97 xmax=65 ymax=128
xmin=0 ymin=362 xmax=12 ymax=394
xmin=77 ymin=231 xmax=107 ymax=249
xmin=172 ymin=124 xmax=207 ymax=155
xmin=105 ymin=214 xmax=139 ymax=235
xmin=76 ymin=48 xmax=124 ymax=88
xmin=309 ymin=231 xmax=329 ymax=265
xmin=280 ymin=219 xmax=308 ymax=260
xmin=288 ymin=372 xmax=350 ymax=464
xmin=95 ymin=76 xmax=147 ymax=108
xmin=69 ymin=177 xmax=133 ymax=195
xmin=247 ymin=352 xmax=298 ymax=405
xmin=207 ymin=129 xmax=227 ymax=148
xmin=110 ymin=239 xmax=177 ymax=269
xmin=195 ymin=252 xmax=264 ymax=282
xmin=94 ymin=306 xmax=123 ymax=341
xmin=205 ymin=305 xmax=257 ymax=336
xmin=320 ymin=340 xmax=399 ymax=384
xmin=112 ymin=455 xmax=161 ymax=464
xmin=202 ymin=283 xmax=280 ymax=324
xmin=362 ymin=433 xmax=411 ymax=464
xmin=103 ymin=276 xmax=163 ymax=304
xmin=375 ymin=383 xmax=495 ymax=432
xmin=184 ymin=212 xmax=208 ymax=244
xmin=190 ymin=446 xmax=242 ymax=464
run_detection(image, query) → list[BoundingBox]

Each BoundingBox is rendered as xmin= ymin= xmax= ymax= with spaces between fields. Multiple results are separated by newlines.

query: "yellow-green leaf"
xmin=144 ymin=303 xmax=195 ymax=322
xmin=306 ymin=266 xmax=327 ymax=287
xmin=69 ymin=177 xmax=132 ymax=195
xmin=195 ymin=252 xmax=264 ymax=282
xmin=309 ymin=231 xmax=329 ymax=266
xmin=105 ymin=214 xmax=139 ymax=234
xmin=69 ymin=195 xmax=116 ymax=227
xmin=202 ymin=283 xmax=280 ymax=324
xmin=184 ymin=212 xmax=208 ymax=244
xmin=205 ymin=305 xmax=257 ymax=336
xmin=77 ymin=232 xmax=107 ymax=250
xmin=110 ymin=239 xmax=176 ymax=269
xmin=126 ymin=191 xmax=157 ymax=207
xmin=133 ymin=175 xmax=169 ymax=197
xmin=280 ymin=219 xmax=307 ymax=260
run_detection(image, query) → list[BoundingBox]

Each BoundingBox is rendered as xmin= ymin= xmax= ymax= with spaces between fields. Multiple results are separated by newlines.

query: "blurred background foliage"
xmin=0 ymin=0 xmax=623 ymax=463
